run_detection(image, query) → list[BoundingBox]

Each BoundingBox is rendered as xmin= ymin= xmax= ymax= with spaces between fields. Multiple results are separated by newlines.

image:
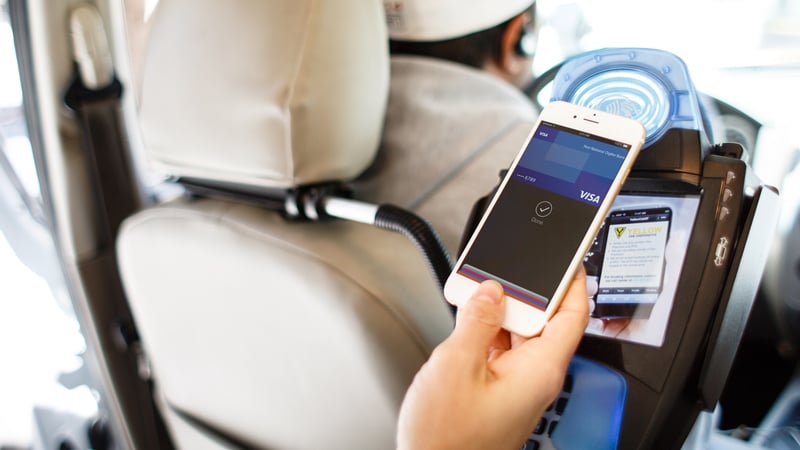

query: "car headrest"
xmin=138 ymin=0 xmax=389 ymax=189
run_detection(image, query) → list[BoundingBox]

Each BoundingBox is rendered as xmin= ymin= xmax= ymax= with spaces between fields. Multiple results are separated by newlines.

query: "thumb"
xmin=449 ymin=280 xmax=506 ymax=357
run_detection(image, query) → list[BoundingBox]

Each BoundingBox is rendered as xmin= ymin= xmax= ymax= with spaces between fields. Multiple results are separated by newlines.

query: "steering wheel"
xmin=523 ymin=61 xmax=565 ymax=111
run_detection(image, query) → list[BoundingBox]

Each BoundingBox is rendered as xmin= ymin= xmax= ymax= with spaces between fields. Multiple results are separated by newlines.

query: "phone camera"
xmin=573 ymin=115 xmax=577 ymax=118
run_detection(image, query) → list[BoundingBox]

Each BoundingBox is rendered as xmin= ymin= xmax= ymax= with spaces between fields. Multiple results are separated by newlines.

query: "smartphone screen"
xmin=454 ymin=120 xmax=635 ymax=311
xmin=594 ymin=206 xmax=672 ymax=318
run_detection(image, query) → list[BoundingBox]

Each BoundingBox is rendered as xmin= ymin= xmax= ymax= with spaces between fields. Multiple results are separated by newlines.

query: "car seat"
xmin=116 ymin=1 xmax=454 ymax=448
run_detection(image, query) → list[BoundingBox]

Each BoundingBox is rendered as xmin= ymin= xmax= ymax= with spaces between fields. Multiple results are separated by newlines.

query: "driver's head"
xmin=384 ymin=0 xmax=537 ymax=88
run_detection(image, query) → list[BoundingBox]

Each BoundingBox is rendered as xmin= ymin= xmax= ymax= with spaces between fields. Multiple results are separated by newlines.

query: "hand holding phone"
xmin=398 ymin=274 xmax=589 ymax=450
xmin=444 ymin=101 xmax=646 ymax=337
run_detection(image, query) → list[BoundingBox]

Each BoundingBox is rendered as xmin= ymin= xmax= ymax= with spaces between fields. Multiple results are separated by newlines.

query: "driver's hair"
xmin=388 ymin=6 xmax=534 ymax=70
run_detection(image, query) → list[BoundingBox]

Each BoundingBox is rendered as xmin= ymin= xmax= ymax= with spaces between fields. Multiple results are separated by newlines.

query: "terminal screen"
xmin=583 ymin=193 xmax=700 ymax=347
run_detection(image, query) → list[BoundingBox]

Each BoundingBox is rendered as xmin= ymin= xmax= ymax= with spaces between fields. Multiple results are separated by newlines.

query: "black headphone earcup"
xmin=515 ymin=29 xmax=536 ymax=57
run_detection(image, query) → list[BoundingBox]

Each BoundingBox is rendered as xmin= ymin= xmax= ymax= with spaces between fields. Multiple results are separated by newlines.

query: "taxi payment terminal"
xmin=471 ymin=48 xmax=781 ymax=450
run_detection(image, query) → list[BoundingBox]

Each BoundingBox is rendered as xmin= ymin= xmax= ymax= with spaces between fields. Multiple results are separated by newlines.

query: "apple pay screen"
xmin=457 ymin=121 xmax=631 ymax=311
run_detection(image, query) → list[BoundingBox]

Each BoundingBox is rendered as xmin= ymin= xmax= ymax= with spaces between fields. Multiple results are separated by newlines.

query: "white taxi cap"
xmin=384 ymin=0 xmax=534 ymax=41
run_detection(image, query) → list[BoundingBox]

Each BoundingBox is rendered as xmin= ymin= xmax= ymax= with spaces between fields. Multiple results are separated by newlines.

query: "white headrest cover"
xmin=139 ymin=0 xmax=389 ymax=188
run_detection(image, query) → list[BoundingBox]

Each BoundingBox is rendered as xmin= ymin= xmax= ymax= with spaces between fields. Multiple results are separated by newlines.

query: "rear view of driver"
xmin=356 ymin=0 xmax=540 ymax=253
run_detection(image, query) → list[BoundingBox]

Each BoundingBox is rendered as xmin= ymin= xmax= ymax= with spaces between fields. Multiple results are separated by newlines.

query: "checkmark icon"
xmin=535 ymin=201 xmax=553 ymax=218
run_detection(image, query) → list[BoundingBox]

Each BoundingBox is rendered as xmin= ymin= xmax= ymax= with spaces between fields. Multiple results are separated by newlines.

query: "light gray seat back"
xmin=117 ymin=1 xmax=453 ymax=448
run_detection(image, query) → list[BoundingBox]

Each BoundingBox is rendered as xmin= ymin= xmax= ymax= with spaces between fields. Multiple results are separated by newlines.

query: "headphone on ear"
xmin=514 ymin=27 xmax=537 ymax=58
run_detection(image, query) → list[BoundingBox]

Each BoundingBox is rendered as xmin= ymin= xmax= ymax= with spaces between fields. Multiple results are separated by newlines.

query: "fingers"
xmin=488 ymin=330 xmax=511 ymax=362
xmin=491 ymin=271 xmax=588 ymax=406
xmin=540 ymin=268 xmax=589 ymax=352
xmin=510 ymin=268 xmax=589 ymax=366
xmin=446 ymin=280 xmax=506 ymax=366
xmin=551 ymin=266 xmax=590 ymax=321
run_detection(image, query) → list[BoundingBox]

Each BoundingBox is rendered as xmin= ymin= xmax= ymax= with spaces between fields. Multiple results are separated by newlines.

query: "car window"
xmin=534 ymin=0 xmax=800 ymax=185
xmin=0 ymin=1 xmax=99 ymax=447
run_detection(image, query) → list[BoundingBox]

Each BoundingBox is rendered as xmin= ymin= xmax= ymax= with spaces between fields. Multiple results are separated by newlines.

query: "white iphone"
xmin=444 ymin=101 xmax=646 ymax=337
